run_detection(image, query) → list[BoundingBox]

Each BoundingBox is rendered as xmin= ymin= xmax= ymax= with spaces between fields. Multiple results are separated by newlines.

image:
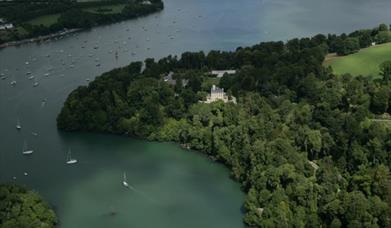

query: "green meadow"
xmin=28 ymin=14 xmax=61 ymax=26
xmin=325 ymin=42 xmax=391 ymax=78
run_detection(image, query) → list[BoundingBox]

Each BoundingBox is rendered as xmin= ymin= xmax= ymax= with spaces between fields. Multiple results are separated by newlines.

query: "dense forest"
xmin=0 ymin=0 xmax=164 ymax=44
xmin=57 ymin=24 xmax=391 ymax=227
xmin=0 ymin=184 xmax=57 ymax=227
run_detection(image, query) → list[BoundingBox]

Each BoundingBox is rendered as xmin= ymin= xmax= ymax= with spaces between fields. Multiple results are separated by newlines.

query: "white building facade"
xmin=204 ymin=85 xmax=236 ymax=103
xmin=0 ymin=23 xmax=13 ymax=30
xmin=210 ymin=70 xmax=236 ymax=78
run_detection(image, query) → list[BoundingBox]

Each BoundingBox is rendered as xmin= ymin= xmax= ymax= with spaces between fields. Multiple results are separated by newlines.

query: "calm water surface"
xmin=0 ymin=0 xmax=390 ymax=227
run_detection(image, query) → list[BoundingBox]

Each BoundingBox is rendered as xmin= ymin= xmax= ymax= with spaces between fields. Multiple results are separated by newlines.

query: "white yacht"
xmin=122 ymin=172 xmax=129 ymax=188
xmin=66 ymin=149 xmax=78 ymax=165
xmin=22 ymin=141 xmax=33 ymax=155
xmin=16 ymin=119 xmax=21 ymax=130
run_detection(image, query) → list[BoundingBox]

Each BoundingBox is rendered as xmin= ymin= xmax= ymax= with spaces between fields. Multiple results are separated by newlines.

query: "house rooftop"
xmin=211 ymin=70 xmax=236 ymax=78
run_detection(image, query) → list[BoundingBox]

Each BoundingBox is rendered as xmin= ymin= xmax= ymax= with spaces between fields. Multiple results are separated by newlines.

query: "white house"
xmin=210 ymin=70 xmax=236 ymax=78
xmin=203 ymin=85 xmax=236 ymax=103
xmin=141 ymin=0 xmax=152 ymax=5
xmin=0 ymin=23 xmax=13 ymax=30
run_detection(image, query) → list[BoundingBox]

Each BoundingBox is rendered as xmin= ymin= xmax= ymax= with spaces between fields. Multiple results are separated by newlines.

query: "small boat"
xmin=96 ymin=63 xmax=101 ymax=67
xmin=122 ymin=172 xmax=129 ymax=188
xmin=33 ymin=82 xmax=39 ymax=87
xmin=44 ymin=73 xmax=50 ymax=77
xmin=28 ymin=75 xmax=34 ymax=80
xmin=1 ymin=76 xmax=7 ymax=80
xmin=86 ymin=78 xmax=90 ymax=82
xmin=32 ymin=132 xmax=38 ymax=136
xmin=16 ymin=119 xmax=21 ymax=130
xmin=66 ymin=149 xmax=78 ymax=165
xmin=25 ymin=61 xmax=29 ymax=65
xmin=10 ymin=81 xmax=16 ymax=86
xmin=26 ymin=71 xmax=32 ymax=75
xmin=24 ymin=172 xmax=28 ymax=176
xmin=22 ymin=141 xmax=33 ymax=155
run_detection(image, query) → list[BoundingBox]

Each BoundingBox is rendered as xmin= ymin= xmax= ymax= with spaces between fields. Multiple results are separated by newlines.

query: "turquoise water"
xmin=0 ymin=0 xmax=390 ymax=227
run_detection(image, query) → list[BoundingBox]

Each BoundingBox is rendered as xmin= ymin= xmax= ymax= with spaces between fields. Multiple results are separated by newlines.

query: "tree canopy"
xmin=0 ymin=184 xmax=57 ymax=228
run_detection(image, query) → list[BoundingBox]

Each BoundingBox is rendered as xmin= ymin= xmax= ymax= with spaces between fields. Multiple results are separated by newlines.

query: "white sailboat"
xmin=16 ymin=119 xmax=21 ymax=130
xmin=66 ymin=149 xmax=78 ymax=165
xmin=22 ymin=141 xmax=33 ymax=155
xmin=122 ymin=172 xmax=129 ymax=187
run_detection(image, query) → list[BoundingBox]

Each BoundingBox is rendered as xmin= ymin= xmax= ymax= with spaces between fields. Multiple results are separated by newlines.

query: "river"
xmin=0 ymin=0 xmax=390 ymax=227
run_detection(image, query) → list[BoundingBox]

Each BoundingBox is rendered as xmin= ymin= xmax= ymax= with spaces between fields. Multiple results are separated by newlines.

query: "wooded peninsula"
xmin=55 ymin=24 xmax=391 ymax=227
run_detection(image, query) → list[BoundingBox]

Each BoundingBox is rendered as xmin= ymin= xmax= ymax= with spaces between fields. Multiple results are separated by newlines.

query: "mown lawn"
xmin=83 ymin=4 xmax=126 ymax=14
xmin=324 ymin=42 xmax=391 ymax=78
xmin=28 ymin=14 xmax=61 ymax=26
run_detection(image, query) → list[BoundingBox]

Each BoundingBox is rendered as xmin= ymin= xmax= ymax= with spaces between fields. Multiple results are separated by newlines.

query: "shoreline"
xmin=0 ymin=28 xmax=82 ymax=49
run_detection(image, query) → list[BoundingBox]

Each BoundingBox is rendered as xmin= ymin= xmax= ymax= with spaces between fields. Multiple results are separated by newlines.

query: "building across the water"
xmin=210 ymin=70 xmax=236 ymax=78
xmin=141 ymin=0 xmax=152 ymax=5
xmin=204 ymin=85 xmax=236 ymax=103
xmin=0 ymin=23 xmax=13 ymax=30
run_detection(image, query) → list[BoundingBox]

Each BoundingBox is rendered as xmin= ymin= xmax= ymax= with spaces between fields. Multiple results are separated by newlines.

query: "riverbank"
xmin=0 ymin=28 xmax=81 ymax=49
xmin=0 ymin=0 xmax=164 ymax=47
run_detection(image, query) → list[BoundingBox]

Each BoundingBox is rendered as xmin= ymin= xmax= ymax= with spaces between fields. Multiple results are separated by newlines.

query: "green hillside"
xmin=325 ymin=42 xmax=391 ymax=78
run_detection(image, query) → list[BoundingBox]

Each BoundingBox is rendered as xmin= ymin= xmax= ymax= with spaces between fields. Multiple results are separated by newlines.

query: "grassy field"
xmin=28 ymin=14 xmax=61 ymax=26
xmin=324 ymin=42 xmax=391 ymax=78
xmin=83 ymin=4 xmax=126 ymax=14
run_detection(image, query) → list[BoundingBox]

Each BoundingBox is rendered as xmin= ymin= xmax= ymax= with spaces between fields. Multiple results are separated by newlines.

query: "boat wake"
xmin=127 ymin=184 xmax=156 ymax=203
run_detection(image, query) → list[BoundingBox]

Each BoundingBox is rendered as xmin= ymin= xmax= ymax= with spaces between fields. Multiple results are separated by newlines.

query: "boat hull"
xmin=22 ymin=150 xmax=33 ymax=155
